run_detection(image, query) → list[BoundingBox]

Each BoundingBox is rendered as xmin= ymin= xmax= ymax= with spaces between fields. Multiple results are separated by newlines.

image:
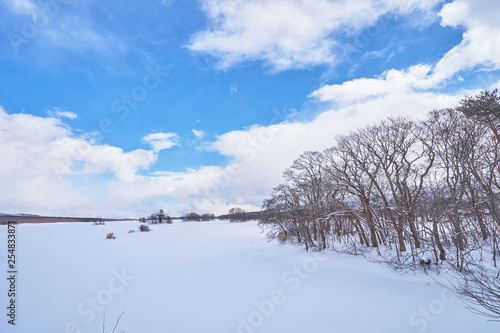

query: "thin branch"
xmin=102 ymin=311 xmax=106 ymax=333
xmin=112 ymin=311 xmax=126 ymax=333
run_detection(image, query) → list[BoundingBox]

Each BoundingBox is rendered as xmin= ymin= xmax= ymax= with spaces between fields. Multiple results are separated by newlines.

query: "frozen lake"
xmin=0 ymin=220 xmax=496 ymax=333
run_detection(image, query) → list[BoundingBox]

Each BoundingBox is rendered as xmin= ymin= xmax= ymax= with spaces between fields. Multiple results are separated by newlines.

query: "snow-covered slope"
xmin=0 ymin=220 xmax=496 ymax=332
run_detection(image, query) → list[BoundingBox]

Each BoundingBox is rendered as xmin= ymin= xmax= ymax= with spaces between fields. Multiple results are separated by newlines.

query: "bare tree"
xmin=228 ymin=207 xmax=247 ymax=222
xmin=448 ymin=267 xmax=500 ymax=320
xmin=323 ymin=136 xmax=380 ymax=249
xmin=283 ymin=151 xmax=331 ymax=249
xmin=258 ymin=93 xmax=500 ymax=278
xmin=424 ymin=109 xmax=476 ymax=251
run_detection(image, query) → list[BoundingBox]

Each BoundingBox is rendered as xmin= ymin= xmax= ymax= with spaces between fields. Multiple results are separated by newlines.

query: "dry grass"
xmin=278 ymin=231 xmax=294 ymax=243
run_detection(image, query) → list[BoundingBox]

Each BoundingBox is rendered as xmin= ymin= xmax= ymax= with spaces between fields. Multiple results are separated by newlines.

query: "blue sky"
xmin=1 ymin=0 xmax=499 ymax=217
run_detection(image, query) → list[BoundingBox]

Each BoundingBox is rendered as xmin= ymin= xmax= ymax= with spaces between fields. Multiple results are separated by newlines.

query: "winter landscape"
xmin=0 ymin=220 xmax=498 ymax=333
xmin=1 ymin=0 xmax=500 ymax=332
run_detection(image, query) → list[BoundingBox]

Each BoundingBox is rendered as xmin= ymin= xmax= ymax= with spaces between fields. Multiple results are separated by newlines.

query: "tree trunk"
xmin=433 ymin=219 xmax=446 ymax=261
xmin=407 ymin=213 xmax=421 ymax=249
xmin=396 ymin=220 xmax=406 ymax=252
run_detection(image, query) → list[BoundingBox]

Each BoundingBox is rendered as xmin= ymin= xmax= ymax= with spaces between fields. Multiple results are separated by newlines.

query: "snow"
xmin=0 ymin=220 xmax=497 ymax=333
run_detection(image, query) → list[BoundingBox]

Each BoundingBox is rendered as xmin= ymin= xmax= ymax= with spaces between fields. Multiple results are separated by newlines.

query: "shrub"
xmin=106 ymin=232 xmax=116 ymax=239
xmin=182 ymin=212 xmax=201 ymax=222
xmin=277 ymin=231 xmax=294 ymax=243
xmin=139 ymin=224 xmax=150 ymax=232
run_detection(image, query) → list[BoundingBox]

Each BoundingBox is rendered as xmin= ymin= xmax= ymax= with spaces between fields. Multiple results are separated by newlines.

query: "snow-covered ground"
xmin=0 ymin=220 xmax=497 ymax=333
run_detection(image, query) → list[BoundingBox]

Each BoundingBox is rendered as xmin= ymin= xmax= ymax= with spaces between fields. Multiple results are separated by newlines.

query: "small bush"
xmin=139 ymin=224 xmax=150 ymax=232
xmin=420 ymin=259 xmax=432 ymax=266
xmin=277 ymin=231 xmax=294 ymax=243
xmin=128 ymin=230 xmax=135 ymax=233
xmin=106 ymin=232 xmax=116 ymax=239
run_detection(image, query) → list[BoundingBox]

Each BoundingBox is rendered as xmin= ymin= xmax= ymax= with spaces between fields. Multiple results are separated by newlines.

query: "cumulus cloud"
xmin=309 ymin=65 xmax=436 ymax=104
xmin=433 ymin=0 xmax=500 ymax=82
xmin=3 ymin=0 xmax=499 ymax=218
xmin=192 ymin=129 xmax=205 ymax=138
xmin=203 ymin=86 xmax=467 ymax=206
xmin=142 ymin=132 xmax=179 ymax=152
xmin=0 ymin=81 xmax=486 ymax=218
xmin=188 ymin=0 xmax=442 ymax=71
xmin=311 ymin=0 xmax=500 ymax=105
xmin=0 ymin=107 xmax=157 ymax=216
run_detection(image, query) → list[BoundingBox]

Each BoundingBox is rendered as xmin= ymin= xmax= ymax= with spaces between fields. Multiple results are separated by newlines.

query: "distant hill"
xmin=0 ymin=213 xmax=41 ymax=217
xmin=0 ymin=214 xmax=136 ymax=224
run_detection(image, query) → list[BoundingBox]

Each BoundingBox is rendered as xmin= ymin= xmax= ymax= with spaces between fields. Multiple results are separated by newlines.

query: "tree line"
xmin=139 ymin=209 xmax=172 ymax=224
xmin=140 ymin=207 xmax=257 ymax=223
xmin=260 ymin=90 xmax=500 ymax=270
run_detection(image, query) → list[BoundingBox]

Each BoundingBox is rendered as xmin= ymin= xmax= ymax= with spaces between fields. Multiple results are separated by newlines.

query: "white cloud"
xmin=188 ymin=0 xmax=442 ymax=71
xmin=142 ymin=132 xmax=179 ymax=152
xmin=47 ymin=107 xmax=77 ymax=120
xmin=0 ymin=107 xmax=159 ymax=216
xmin=433 ymin=0 xmax=500 ymax=83
xmin=201 ymin=86 xmax=466 ymax=210
xmin=116 ymin=0 xmax=500 ymax=217
xmin=3 ymin=0 xmax=499 ymax=218
xmin=0 ymin=81 xmax=487 ymax=218
xmin=438 ymin=0 xmax=470 ymax=28
xmin=311 ymin=0 xmax=500 ymax=104
xmin=309 ymin=64 xmax=436 ymax=104
xmin=0 ymin=109 xmax=156 ymax=183
xmin=192 ymin=129 xmax=205 ymax=138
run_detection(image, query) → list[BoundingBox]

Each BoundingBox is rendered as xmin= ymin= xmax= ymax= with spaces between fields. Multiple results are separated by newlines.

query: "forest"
xmin=260 ymin=90 xmax=500 ymax=317
xmin=259 ymin=89 xmax=500 ymax=317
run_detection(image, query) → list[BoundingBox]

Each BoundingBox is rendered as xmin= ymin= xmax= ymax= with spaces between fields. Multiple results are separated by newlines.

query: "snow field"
xmin=0 ymin=220 xmax=497 ymax=333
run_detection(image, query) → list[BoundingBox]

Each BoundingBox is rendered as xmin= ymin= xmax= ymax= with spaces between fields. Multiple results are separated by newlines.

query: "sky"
xmin=0 ymin=0 xmax=499 ymax=218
